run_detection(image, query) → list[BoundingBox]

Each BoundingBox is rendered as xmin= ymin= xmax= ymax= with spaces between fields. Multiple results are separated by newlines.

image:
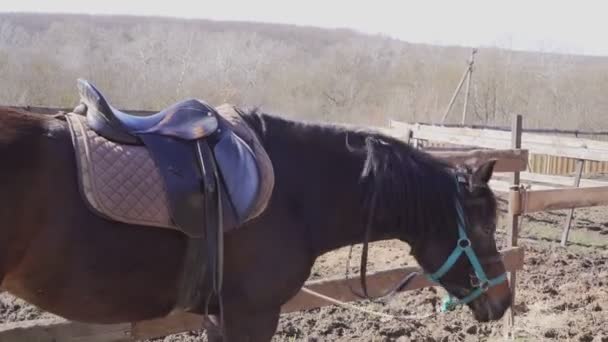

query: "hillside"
xmin=1 ymin=12 xmax=607 ymax=128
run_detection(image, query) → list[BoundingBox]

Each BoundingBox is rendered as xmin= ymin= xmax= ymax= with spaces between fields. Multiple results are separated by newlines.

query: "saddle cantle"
xmin=65 ymin=79 xmax=274 ymax=315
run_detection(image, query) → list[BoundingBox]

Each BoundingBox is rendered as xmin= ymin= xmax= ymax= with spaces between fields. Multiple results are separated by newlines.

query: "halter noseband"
xmin=426 ymin=174 xmax=507 ymax=312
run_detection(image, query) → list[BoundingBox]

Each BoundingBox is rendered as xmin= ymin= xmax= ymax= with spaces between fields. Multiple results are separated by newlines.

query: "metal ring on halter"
xmin=480 ymin=281 xmax=490 ymax=291
xmin=458 ymin=238 xmax=470 ymax=249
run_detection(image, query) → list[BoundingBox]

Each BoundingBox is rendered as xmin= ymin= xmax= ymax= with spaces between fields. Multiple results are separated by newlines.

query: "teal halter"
xmin=427 ymin=177 xmax=507 ymax=312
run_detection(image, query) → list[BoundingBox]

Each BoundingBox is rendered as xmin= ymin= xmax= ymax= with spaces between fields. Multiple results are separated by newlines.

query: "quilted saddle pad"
xmin=65 ymin=104 xmax=274 ymax=232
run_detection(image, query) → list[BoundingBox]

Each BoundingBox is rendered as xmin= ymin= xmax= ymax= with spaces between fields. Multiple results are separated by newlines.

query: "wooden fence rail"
xmin=509 ymin=186 xmax=608 ymax=215
xmin=389 ymin=120 xmax=608 ymax=162
xmin=0 ymin=248 xmax=524 ymax=342
xmin=428 ymin=149 xmax=528 ymax=173
xmin=391 ymin=121 xmax=608 ymax=137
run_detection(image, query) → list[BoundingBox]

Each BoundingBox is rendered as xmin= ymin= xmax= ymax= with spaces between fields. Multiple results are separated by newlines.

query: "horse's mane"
xmin=356 ymin=131 xmax=460 ymax=242
xmin=237 ymin=107 xmax=460 ymax=242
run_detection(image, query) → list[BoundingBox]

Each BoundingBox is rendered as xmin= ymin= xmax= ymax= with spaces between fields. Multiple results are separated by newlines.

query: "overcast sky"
xmin=3 ymin=0 xmax=607 ymax=56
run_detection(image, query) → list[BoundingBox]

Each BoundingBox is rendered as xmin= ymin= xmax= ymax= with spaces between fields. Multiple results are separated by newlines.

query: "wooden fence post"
xmin=560 ymin=159 xmax=585 ymax=246
xmin=504 ymin=114 xmax=522 ymax=339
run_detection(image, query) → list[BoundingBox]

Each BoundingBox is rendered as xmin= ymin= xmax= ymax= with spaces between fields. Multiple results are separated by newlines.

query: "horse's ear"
xmin=472 ymin=159 xmax=497 ymax=184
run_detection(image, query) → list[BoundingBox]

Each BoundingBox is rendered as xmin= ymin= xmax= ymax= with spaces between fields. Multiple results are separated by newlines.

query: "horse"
xmin=0 ymin=104 xmax=510 ymax=341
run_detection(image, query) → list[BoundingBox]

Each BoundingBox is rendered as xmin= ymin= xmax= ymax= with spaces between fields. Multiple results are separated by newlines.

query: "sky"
xmin=2 ymin=0 xmax=608 ymax=56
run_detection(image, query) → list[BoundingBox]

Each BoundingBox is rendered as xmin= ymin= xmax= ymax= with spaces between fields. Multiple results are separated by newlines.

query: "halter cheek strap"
xmin=426 ymin=177 xmax=507 ymax=312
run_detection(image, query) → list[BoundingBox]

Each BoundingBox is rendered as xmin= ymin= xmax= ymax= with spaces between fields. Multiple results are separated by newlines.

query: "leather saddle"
xmin=69 ymin=79 xmax=274 ymax=313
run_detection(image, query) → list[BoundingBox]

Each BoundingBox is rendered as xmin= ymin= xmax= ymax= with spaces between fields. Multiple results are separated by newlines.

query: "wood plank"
xmin=491 ymin=174 xmax=564 ymax=191
xmin=489 ymin=180 xmax=558 ymax=192
xmin=389 ymin=120 xmax=510 ymax=150
xmin=514 ymin=172 xmax=608 ymax=188
xmin=515 ymin=185 xmax=608 ymax=214
xmin=489 ymin=180 xmax=563 ymax=192
xmin=428 ymin=149 xmax=528 ymax=172
xmin=389 ymin=120 xmax=608 ymax=162
xmin=0 ymin=248 xmax=524 ymax=341
xmin=392 ymin=120 xmax=608 ymax=152
xmin=389 ymin=120 xmax=608 ymax=136
xmin=131 ymin=312 xmax=204 ymax=340
xmin=0 ymin=318 xmax=131 ymax=342
xmin=561 ymin=160 xmax=585 ymax=247
xmin=489 ymin=179 xmax=512 ymax=193
xmin=283 ymin=246 xmax=523 ymax=313
xmin=378 ymin=126 xmax=528 ymax=173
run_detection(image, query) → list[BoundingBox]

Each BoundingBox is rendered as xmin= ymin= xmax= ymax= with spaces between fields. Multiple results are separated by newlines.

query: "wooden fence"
xmin=395 ymin=120 xmax=608 ymax=175
xmin=387 ymin=116 xmax=608 ymax=247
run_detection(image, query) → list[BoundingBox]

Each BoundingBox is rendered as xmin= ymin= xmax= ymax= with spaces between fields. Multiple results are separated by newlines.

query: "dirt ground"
xmin=1 ymin=195 xmax=607 ymax=341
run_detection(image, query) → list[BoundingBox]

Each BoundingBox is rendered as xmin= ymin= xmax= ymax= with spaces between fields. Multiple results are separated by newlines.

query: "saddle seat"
xmin=77 ymin=79 xmax=219 ymax=145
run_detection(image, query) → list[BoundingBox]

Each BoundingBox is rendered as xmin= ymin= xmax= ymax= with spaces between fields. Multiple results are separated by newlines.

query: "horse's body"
xmin=0 ymin=106 xmax=510 ymax=341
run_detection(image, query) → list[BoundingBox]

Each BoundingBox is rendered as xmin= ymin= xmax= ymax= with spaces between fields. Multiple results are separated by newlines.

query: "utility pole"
xmin=441 ymin=48 xmax=477 ymax=125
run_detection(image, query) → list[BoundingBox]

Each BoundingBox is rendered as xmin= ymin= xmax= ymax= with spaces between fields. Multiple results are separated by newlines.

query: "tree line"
xmin=1 ymin=13 xmax=607 ymax=130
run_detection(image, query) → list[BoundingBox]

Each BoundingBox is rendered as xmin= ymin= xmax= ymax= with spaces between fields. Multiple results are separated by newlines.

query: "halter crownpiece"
xmin=426 ymin=175 xmax=507 ymax=312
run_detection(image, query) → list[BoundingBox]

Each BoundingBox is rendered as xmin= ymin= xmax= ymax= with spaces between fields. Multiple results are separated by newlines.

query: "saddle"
xmin=65 ymin=79 xmax=274 ymax=314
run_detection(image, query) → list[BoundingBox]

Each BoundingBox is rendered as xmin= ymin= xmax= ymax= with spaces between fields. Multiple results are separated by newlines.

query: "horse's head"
xmin=409 ymin=159 xmax=510 ymax=322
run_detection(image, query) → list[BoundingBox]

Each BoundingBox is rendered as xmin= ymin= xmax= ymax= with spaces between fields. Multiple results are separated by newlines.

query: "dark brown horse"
xmin=0 ymin=106 xmax=510 ymax=341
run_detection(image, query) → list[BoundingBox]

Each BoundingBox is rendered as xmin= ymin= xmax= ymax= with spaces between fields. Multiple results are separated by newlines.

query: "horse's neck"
xmin=258 ymin=116 xmax=395 ymax=256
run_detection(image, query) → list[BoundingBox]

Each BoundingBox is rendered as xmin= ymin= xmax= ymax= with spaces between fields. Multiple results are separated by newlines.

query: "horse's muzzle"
xmin=470 ymin=283 xmax=511 ymax=322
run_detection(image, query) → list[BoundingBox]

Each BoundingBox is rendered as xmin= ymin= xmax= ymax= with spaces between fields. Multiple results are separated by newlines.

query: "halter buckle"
xmin=480 ymin=280 xmax=490 ymax=291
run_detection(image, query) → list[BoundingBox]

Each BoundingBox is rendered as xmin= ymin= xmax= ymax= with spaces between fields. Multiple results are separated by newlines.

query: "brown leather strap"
xmin=197 ymin=140 xmax=224 ymax=327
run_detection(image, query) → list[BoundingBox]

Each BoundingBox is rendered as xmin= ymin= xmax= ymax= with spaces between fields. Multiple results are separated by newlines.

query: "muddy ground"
xmin=1 ymin=196 xmax=607 ymax=341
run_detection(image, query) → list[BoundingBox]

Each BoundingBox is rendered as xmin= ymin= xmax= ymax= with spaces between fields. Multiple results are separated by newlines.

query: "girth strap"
xmin=138 ymin=134 xmax=224 ymax=317
xmin=197 ymin=140 xmax=224 ymax=298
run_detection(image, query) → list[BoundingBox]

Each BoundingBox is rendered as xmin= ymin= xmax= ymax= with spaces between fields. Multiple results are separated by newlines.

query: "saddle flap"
xmin=213 ymin=131 xmax=261 ymax=223
xmin=138 ymin=134 xmax=206 ymax=238
xmin=214 ymin=104 xmax=275 ymax=223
